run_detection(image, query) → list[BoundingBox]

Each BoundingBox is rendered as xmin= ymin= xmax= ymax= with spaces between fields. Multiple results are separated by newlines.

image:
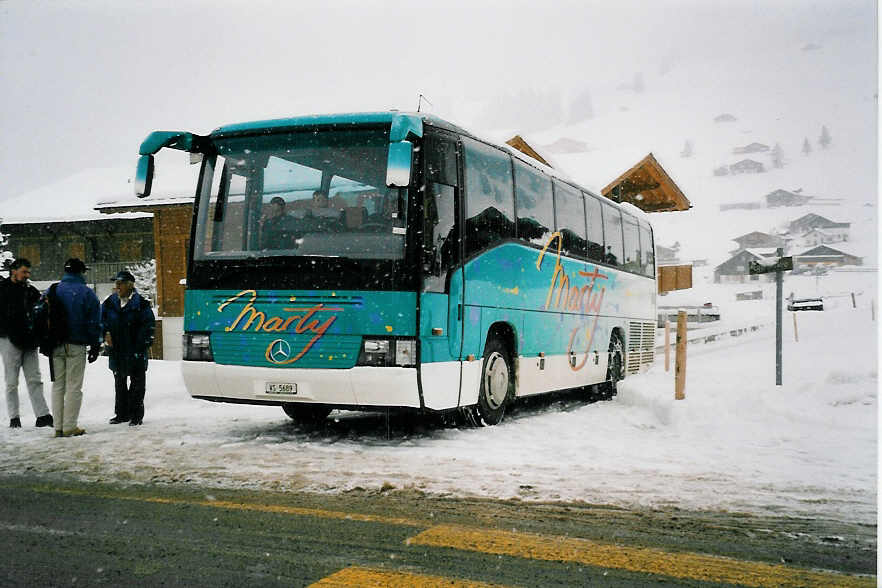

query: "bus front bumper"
xmin=181 ymin=362 xmax=421 ymax=408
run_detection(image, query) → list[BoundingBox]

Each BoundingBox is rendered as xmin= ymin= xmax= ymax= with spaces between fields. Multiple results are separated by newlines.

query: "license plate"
xmin=265 ymin=382 xmax=297 ymax=395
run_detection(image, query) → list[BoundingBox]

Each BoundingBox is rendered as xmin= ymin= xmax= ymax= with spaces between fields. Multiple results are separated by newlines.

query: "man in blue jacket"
xmin=101 ymin=270 xmax=155 ymax=426
xmin=48 ymin=258 xmax=101 ymax=437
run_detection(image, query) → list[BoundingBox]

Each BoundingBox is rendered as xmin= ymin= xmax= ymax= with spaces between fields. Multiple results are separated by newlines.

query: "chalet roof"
xmin=789 ymin=213 xmax=850 ymax=229
xmin=601 ymin=152 xmax=691 ymax=212
xmin=733 ymin=231 xmax=777 ymax=242
xmin=95 ymin=194 xmax=194 ymax=214
xmin=0 ymin=168 xmax=152 ymax=224
xmin=731 ymin=158 xmax=764 ymax=167
xmin=744 ymin=248 xmax=779 ymax=258
xmin=797 ymin=244 xmax=859 ymax=257
xmin=505 ymin=135 xmax=553 ymax=168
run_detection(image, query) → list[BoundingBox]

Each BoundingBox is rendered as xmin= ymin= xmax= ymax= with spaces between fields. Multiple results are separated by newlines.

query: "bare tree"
xmin=680 ymin=140 xmax=693 ymax=158
xmin=771 ymin=143 xmax=784 ymax=168
xmin=819 ymin=125 xmax=832 ymax=149
xmin=802 ymin=137 xmax=812 ymax=156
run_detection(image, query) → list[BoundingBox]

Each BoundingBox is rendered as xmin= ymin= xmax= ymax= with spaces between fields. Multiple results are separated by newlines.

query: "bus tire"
xmin=282 ymin=403 xmax=332 ymax=426
xmin=602 ymin=332 xmax=625 ymax=399
xmin=466 ymin=336 xmax=513 ymax=426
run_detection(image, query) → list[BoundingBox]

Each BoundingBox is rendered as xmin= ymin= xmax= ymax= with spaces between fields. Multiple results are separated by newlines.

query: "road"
xmin=0 ymin=475 xmax=874 ymax=587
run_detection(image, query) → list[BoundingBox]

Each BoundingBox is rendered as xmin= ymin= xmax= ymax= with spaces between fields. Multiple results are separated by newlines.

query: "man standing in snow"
xmin=101 ymin=270 xmax=155 ymax=426
xmin=48 ymin=258 xmax=101 ymax=437
xmin=0 ymin=258 xmax=53 ymax=429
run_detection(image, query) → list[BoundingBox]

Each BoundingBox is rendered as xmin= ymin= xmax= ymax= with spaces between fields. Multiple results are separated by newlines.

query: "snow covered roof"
xmin=0 ymin=167 xmax=152 ymax=224
xmin=601 ymin=152 xmax=691 ymax=212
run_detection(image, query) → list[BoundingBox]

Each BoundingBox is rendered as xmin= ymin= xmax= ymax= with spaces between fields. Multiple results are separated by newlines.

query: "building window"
xmin=70 ymin=242 xmax=85 ymax=260
xmin=120 ymin=240 xmax=142 ymax=261
xmin=18 ymin=244 xmax=40 ymax=265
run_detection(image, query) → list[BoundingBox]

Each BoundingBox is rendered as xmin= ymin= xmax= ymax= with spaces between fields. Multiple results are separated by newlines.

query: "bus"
xmin=134 ymin=112 xmax=657 ymax=426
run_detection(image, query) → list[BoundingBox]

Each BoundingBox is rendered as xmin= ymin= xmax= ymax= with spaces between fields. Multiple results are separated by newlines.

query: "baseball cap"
xmin=63 ymin=258 xmax=88 ymax=274
xmin=114 ymin=270 xmax=136 ymax=283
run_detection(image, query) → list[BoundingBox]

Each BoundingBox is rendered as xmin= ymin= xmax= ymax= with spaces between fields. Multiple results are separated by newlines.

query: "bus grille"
xmin=627 ymin=321 xmax=656 ymax=375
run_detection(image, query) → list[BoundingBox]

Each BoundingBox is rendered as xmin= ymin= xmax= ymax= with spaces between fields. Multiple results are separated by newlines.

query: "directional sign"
xmin=749 ymin=256 xmax=793 ymax=275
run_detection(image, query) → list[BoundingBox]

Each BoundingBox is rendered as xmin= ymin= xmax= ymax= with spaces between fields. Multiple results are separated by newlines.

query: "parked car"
xmin=787 ymin=298 xmax=824 ymax=311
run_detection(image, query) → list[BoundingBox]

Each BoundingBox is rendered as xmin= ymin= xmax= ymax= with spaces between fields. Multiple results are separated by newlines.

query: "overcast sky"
xmin=0 ymin=0 xmax=875 ymax=202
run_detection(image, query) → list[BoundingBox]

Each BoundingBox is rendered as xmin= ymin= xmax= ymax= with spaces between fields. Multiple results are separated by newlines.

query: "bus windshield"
xmin=194 ymin=128 xmax=407 ymax=261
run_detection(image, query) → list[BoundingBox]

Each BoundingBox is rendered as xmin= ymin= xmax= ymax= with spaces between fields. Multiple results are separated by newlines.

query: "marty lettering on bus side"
xmin=536 ymin=232 xmax=608 ymax=371
xmin=217 ymin=290 xmax=341 ymax=364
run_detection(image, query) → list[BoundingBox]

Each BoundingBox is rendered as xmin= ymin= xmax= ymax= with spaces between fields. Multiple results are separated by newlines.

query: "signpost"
xmin=749 ymin=250 xmax=792 ymax=385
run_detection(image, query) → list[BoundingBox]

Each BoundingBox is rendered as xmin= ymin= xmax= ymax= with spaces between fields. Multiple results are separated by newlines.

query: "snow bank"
xmin=0 ymin=279 xmax=875 ymax=524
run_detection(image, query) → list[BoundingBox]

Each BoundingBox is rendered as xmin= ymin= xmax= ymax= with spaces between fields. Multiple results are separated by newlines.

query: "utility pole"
xmin=749 ymin=250 xmax=792 ymax=386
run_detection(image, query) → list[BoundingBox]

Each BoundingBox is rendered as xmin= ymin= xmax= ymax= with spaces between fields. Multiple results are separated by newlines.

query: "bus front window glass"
xmin=514 ymin=160 xmax=553 ymax=247
xmin=622 ymin=213 xmax=641 ymax=273
xmin=601 ymin=203 xmax=624 ymax=266
xmin=462 ymin=137 xmax=515 ymax=257
xmin=193 ymin=128 xmax=405 ymax=260
xmin=552 ymin=180 xmax=587 ymax=258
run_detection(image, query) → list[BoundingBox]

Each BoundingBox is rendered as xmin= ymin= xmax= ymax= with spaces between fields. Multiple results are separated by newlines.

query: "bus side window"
xmin=601 ymin=203 xmax=624 ymax=267
xmin=514 ymin=160 xmax=553 ymax=247
xmin=552 ymin=180 xmax=587 ymax=259
xmin=622 ymin=213 xmax=641 ymax=273
xmin=462 ymin=137 xmax=515 ymax=258
xmin=639 ymin=222 xmax=655 ymax=277
xmin=584 ymin=193 xmax=604 ymax=263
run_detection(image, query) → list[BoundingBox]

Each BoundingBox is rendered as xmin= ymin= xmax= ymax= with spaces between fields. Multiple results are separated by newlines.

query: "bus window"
xmin=584 ymin=193 xmax=604 ymax=263
xmin=552 ymin=180 xmax=587 ymax=259
xmin=514 ymin=160 xmax=553 ymax=247
xmin=423 ymin=182 xmax=458 ymax=293
xmin=601 ymin=202 xmax=624 ymax=266
xmin=639 ymin=222 xmax=655 ymax=277
xmin=462 ymin=137 xmax=515 ymax=257
xmin=622 ymin=213 xmax=641 ymax=273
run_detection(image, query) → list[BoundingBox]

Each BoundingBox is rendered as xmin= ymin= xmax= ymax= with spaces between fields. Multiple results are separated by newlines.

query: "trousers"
xmin=51 ymin=344 xmax=87 ymax=433
xmin=114 ymin=370 xmax=146 ymax=422
xmin=0 ymin=336 xmax=49 ymax=420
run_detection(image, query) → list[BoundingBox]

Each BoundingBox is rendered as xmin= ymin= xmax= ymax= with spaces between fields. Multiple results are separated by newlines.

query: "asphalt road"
xmin=0 ymin=475 xmax=874 ymax=587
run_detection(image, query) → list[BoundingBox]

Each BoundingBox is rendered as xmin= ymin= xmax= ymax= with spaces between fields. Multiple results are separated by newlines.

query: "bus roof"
xmin=211 ymin=111 xmax=470 ymax=137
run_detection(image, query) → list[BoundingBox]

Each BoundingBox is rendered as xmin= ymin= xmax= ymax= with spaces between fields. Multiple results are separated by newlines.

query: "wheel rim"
xmin=483 ymin=351 xmax=509 ymax=409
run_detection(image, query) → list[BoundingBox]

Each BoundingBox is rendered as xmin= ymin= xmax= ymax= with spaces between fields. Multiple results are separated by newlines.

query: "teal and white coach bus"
xmin=134 ymin=112 xmax=657 ymax=425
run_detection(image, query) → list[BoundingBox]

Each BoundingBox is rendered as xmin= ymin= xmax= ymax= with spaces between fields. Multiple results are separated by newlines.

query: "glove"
xmin=87 ymin=346 xmax=100 ymax=363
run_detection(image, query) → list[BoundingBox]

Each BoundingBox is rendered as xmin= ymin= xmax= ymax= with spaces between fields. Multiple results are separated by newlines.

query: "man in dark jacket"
xmin=48 ymin=258 xmax=102 ymax=437
xmin=0 ymin=258 xmax=52 ymax=428
xmin=101 ymin=270 xmax=155 ymax=426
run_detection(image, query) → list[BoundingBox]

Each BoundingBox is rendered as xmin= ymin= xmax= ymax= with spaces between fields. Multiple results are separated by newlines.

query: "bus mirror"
xmin=386 ymin=141 xmax=413 ymax=187
xmin=135 ymin=154 xmax=154 ymax=198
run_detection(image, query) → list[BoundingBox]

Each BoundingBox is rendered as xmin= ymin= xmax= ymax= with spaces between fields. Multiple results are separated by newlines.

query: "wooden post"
xmin=851 ymin=292 xmax=856 ymax=308
xmin=664 ymin=320 xmax=671 ymax=372
xmin=792 ymin=311 xmax=799 ymax=343
xmin=675 ymin=310 xmax=687 ymax=400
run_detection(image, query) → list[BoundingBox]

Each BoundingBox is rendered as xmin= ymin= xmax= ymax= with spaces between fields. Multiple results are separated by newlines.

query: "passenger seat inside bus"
xmin=345 ymin=206 xmax=367 ymax=229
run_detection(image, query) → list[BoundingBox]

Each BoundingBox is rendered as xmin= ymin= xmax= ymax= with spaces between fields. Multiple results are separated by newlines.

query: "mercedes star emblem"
xmin=268 ymin=339 xmax=292 ymax=364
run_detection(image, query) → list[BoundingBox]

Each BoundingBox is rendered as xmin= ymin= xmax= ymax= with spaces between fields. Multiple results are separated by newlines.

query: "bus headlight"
xmin=357 ymin=338 xmax=415 ymax=367
xmin=183 ymin=332 xmax=214 ymax=361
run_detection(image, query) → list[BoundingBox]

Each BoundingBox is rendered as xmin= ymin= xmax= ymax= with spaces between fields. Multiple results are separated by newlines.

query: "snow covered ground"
xmin=0 ymin=272 xmax=875 ymax=525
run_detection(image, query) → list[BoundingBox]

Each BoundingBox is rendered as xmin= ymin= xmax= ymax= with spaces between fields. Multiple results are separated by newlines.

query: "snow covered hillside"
xmin=0 ymin=273 xmax=875 ymax=524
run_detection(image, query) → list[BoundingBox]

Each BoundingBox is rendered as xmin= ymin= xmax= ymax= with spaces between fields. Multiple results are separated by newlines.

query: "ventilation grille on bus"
xmin=627 ymin=321 xmax=656 ymax=375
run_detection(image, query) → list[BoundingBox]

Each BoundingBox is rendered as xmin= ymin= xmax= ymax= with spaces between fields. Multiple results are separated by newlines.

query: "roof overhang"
xmin=505 ymin=135 xmax=552 ymax=168
xmin=601 ymin=153 xmax=691 ymax=212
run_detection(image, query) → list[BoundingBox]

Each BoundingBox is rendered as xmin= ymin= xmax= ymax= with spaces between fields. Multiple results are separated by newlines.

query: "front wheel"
xmin=464 ymin=337 xmax=513 ymax=426
xmin=282 ymin=403 xmax=332 ymax=426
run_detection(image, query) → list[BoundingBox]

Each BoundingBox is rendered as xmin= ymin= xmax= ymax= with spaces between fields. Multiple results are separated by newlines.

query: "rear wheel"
xmin=601 ymin=333 xmax=625 ymax=399
xmin=282 ymin=403 xmax=332 ymax=426
xmin=464 ymin=336 xmax=513 ymax=426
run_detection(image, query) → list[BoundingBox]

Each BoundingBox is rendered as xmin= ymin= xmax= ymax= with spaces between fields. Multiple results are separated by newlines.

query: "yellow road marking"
xmin=308 ymin=566 xmax=509 ymax=587
xmin=408 ymin=525 xmax=875 ymax=588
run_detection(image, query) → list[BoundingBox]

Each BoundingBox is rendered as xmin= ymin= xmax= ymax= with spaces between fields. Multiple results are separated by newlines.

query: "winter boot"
xmin=9 ymin=417 xmax=21 ymax=428
xmin=35 ymin=414 xmax=53 ymax=428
